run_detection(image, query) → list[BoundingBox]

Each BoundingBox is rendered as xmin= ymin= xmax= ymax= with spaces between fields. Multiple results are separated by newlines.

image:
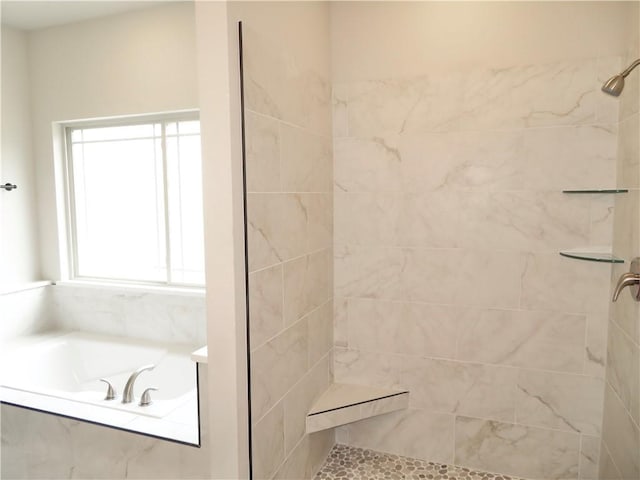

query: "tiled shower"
xmin=242 ymin=2 xmax=640 ymax=480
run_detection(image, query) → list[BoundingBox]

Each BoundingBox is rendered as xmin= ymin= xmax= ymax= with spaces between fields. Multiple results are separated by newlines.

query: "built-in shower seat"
xmin=305 ymin=383 xmax=409 ymax=434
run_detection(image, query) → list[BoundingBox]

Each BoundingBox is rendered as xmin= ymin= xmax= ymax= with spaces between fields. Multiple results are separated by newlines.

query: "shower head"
xmin=602 ymin=58 xmax=640 ymax=97
xmin=602 ymin=74 xmax=625 ymax=97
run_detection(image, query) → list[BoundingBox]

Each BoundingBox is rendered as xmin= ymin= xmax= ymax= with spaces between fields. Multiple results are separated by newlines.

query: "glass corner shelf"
xmin=562 ymin=189 xmax=628 ymax=194
xmin=559 ymin=247 xmax=624 ymax=264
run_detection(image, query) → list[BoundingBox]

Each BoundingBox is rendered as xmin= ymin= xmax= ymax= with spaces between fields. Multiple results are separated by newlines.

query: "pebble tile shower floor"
xmin=314 ymin=445 xmax=526 ymax=480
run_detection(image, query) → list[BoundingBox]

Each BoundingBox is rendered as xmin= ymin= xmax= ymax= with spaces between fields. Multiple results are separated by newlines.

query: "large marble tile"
xmin=345 ymin=59 xmax=598 ymax=137
xmin=252 ymin=401 xmax=286 ymax=480
xmin=334 ymin=191 xmax=461 ymax=248
xmin=307 ymin=300 xmax=333 ymax=367
xmin=515 ymin=370 xmax=604 ymax=435
xmin=601 ymin=383 xmax=640 ymax=480
xmin=606 ymin=319 xmax=640 ymax=427
xmin=283 ymin=249 xmax=331 ymax=326
xmin=616 ymin=113 xmax=640 ymax=190
xmin=51 ymin=285 xmax=205 ymax=346
xmin=459 ymin=191 xmax=590 ymax=252
xmin=249 ymin=264 xmax=284 ymax=351
xmin=456 ymin=308 xmax=586 ymax=373
xmin=521 ymin=252 xmax=611 ymax=315
xmin=274 ymin=429 xmax=334 ymax=480
xmin=584 ymin=313 xmax=608 ymax=378
xmin=333 ymin=135 xmax=403 ymax=193
xmin=338 ymin=408 xmax=454 ymax=464
xmin=304 ymin=194 xmax=333 ymax=253
xmin=518 ymin=124 xmax=617 ymax=192
xmin=588 ymin=194 xmax=616 ymax=247
xmin=346 ymin=298 xmax=467 ymax=360
xmin=243 ymin=28 xmax=331 ymax=136
xmin=245 ymin=110 xmax=280 ymax=193
xmin=454 ymin=416 xmax=580 ymax=480
xmin=284 ymin=354 xmax=331 ymax=456
xmin=579 ymin=435 xmax=601 ymax=480
xmin=333 ymin=347 xmax=402 ymax=390
xmin=335 ymin=246 xmax=524 ymax=309
xmin=332 ymin=84 xmax=349 ymax=138
xmin=0 ymin=286 xmax=51 ymax=342
xmin=246 ymin=193 xmax=308 ymax=271
xmin=598 ymin=441 xmax=623 ymax=480
xmin=333 ymin=297 xmax=348 ymax=348
xmin=612 ymin=189 xmax=640 ymax=264
xmin=280 ymin=124 xmax=332 ymax=193
xmin=0 ymin=402 xmax=210 ymax=479
xmin=401 ymin=358 xmax=517 ymax=422
xmin=251 ymin=319 xmax=309 ymax=421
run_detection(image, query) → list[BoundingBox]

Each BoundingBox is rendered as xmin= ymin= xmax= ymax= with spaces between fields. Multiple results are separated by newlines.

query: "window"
xmin=64 ymin=114 xmax=205 ymax=286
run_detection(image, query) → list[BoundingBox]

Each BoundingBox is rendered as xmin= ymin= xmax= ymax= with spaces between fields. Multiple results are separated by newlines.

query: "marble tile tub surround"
xmin=333 ymin=56 xmax=620 ymax=480
xmin=0 ymin=283 xmax=51 ymax=343
xmin=49 ymin=283 xmax=206 ymax=346
xmin=243 ymin=26 xmax=334 ymax=480
xmin=1 ymin=363 xmax=210 ymax=479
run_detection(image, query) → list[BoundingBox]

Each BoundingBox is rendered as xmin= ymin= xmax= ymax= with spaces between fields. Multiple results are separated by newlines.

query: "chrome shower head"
xmin=602 ymin=74 xmax=625 ymax=97
xmin=602 ymin=58 xmax=640 ymax=97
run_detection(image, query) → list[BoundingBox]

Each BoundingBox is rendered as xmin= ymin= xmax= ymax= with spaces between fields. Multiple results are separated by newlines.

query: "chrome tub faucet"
xmin=122 ymin=364 xmax=155 ymax=404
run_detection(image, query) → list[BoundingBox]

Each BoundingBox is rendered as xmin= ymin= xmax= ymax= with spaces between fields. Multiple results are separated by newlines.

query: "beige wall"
xmin=27 ymin=2 xmax=198 ymax=281
xmin=0 ymin=27 xmax=41 ymax=288
xmin=331 ymin=1 xmax=633 ymax=82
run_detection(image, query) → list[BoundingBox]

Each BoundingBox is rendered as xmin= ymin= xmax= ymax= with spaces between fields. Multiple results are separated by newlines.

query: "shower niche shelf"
xmin=559 ymin=247 xmax=624 ymax=264
xmin=306 ymin=383 xmax=409 ymax=434
xmin=562 ymin=189 xmax=628 ymax=194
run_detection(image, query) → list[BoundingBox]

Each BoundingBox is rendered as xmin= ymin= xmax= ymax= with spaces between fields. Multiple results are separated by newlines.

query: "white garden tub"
xmin=0 ymin=331 xmax=201 ymax=444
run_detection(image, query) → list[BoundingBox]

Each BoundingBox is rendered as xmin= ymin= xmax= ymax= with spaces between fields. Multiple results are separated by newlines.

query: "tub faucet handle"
xmin=139 ymin=387 xmax=158 ymax=407
xmin=122 ymin=364 xmax=155 ymax=404
xmin=99 ymin=379 xmax=117 ymax=400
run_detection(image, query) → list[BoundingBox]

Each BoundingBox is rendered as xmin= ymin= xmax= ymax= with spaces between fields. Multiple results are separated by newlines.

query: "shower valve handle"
xmin=612 ymin=258 xmax=640 ymax=302
xmin=0 ymin=183 xmax=17 ymax=191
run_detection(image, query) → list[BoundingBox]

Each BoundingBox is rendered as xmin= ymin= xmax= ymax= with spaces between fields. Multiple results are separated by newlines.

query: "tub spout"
xmin=122 ymin=364 xmax=155 ymax=404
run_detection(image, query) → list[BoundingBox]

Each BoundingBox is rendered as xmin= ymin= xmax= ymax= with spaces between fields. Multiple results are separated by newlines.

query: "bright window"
xmin=65 ymin=115 xmax=205 ymax=286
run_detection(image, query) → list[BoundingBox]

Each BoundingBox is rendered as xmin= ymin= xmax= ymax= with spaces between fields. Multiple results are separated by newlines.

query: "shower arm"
xmin=620 ymin=58 xmax=640 ymax=78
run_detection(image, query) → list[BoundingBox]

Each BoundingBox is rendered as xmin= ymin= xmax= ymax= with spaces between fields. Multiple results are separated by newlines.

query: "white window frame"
xmin=60 ymin=111 xmax=204 ymax=289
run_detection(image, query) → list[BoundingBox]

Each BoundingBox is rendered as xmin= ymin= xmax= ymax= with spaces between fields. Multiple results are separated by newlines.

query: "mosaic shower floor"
xmin=315 ymin=444 xmax=525 ymax=480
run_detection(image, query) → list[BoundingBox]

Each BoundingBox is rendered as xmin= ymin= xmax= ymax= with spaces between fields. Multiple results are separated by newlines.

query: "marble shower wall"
xmin=599 ymin=39 xmax=640 ymax=480
xmin=243 ymin=27 xmax=334 ymax=479
xmin=333 ymin=57 xmax=620 ymax=480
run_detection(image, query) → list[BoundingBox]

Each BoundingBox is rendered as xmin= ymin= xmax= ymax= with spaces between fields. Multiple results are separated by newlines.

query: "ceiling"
xmin=1 ymin=1 xmax=170 ymax=31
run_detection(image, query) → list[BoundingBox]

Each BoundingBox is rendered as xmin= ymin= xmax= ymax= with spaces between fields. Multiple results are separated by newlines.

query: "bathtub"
xmin=0 ymin=331 xmax=201 ymax=444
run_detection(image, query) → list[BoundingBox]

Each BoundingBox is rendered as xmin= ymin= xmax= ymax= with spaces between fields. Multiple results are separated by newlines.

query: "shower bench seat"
xmin=305 ymin=383 xmax=409 ymax=434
